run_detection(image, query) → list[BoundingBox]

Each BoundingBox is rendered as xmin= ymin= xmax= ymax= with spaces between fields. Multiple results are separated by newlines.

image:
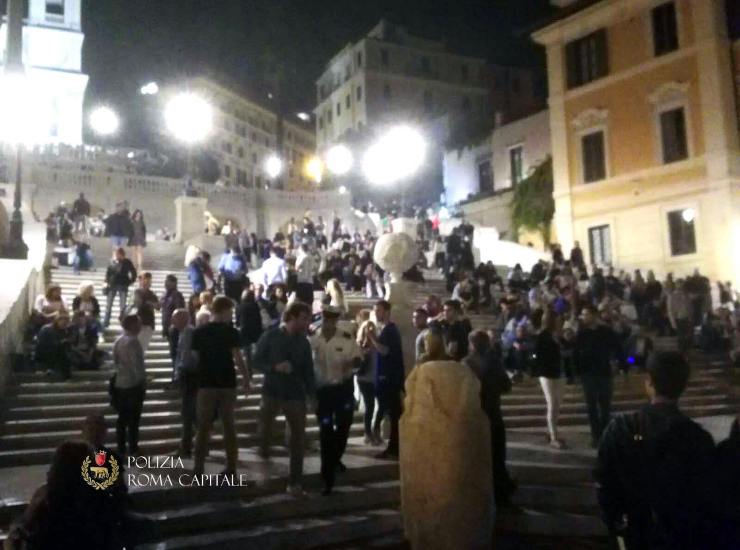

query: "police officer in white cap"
xmin=310 ymin=304 xmax=362 ymax=495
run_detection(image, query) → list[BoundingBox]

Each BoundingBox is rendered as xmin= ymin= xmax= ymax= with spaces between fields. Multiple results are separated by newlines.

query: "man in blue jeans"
xmin=575 ymin=305 xmax=622 ymax=447
xmin=103 ymin=248 xmax=137 ymax=327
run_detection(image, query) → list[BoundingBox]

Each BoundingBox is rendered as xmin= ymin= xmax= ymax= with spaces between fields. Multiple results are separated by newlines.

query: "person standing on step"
xmin=532 ymin=309 xmax=567 ymax=449
xmin=171 ymin=309 xmax=198 ymax=458
xmin=191 ymin=296 xmax=251 ymax=477
xmin=365 ymin=299 xmax=404 ymax=460
xmin=575 ymin=305 xmax=622 ymax=447
xmin=254 ymin=301 xmax=315 ymax=497
xmin=104 ymin=202 xmax=133 ymax=255
xmin=112 ymin=314 xmax=147 ymax=459
xmin=463 ymin=329 xmax=516 ymax=507
xmin=71 ymin=192 xmax=90 ymax=234
xmin=595 ymin=351 xmax=718 ymax=550
xmin=131 ymin=272 xmax=159 ymax=354
xmin=218 ymin=247 xmax=248 ymax=304
xmin=310 ymin=305 xmax=363 ymax=495
xmin=129 ymin=209 xmax=147 ymax=272
xmin=103 ymin=247 xmax=137 ymax=328
xmin=412 ymin=308 xmax=430 ymax=364
xmin=161 ymin=275 xmax=186 ymax=339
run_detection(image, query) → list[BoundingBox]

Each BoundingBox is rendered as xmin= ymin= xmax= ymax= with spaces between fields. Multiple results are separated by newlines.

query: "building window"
xmin=565 ymin=29 xmax=608 ymax=89
xmin=346 ymin=94 xmax=351 ymax=108
xmin=383 ymin=84 xmax=391 ymax=99
xmin=421 ymin=56 xmax=431 ymax=73
xmin=252 ymin=153 xmax=258 ymax=164
xmin=381 ymin=49 xmax=389 ymax=67
xmin=588 ymin=225 xmax=612 ymax=265
xmin=222 ymin=142 xmax=233 ymax=154
xmin=251 ymin=132 xmax=257 ymax=142
xmin=336 ymin=102 xmax=341 ymax=116
xmin=46 ymin=0 xmax=64 ymax=16
xmin=224 ymin=165 xmax=232 ymax=178
xmin=581 ymin=130 xmax=606 ymax=183
xmin=667 ymin=209 xmax=696 ymax=256
xmin=423 ymin=90 xmax=433 ymax=113
xmin=318 ymin=116 xmax=323 ymax=130
xmin=659 ymin=107 xmax=688 ymax=163
xmin=237 ymin=146 xmax=244 ymax=158
xmin=461 ymin=96 xmax=471 ymax=111
xmin=356 ymin=86 xmax=362 ymax=101
xmin=327 ymin=109 xmax=332 ymax=123
xmin=237 ymin=169 xmax=247 ymax=186
xmin=509 ymin=146 xmax=523 ymax=185
xmin=461 ymin=64 xmax=469 ymax=82
xmin=478 ymin=160 xmax=493 ymax=193
xmin=652 ymin=2 xmax=678 ymax=56
xmin=357 ymin=51 xmax=363 ymax=67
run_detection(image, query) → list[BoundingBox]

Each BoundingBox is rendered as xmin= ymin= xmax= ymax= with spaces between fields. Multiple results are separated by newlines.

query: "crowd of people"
xmin=19 ymin=202 xmax=740 ymax=549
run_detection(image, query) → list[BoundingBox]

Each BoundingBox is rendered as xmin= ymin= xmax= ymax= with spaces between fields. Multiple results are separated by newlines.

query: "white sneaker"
xmin=286 ymin=484 xmax=306 ymax=498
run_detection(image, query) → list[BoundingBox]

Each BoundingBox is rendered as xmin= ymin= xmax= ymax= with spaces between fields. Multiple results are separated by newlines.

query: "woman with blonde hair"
xmin=196 ymin=291 xmax=214 ymax=327
xmin=356 ymin=315 xmax=381 ymax=445
xmin=325 ymin=278 xmax=348 ymax=315
xmin=72 ymin=281 xmax=101 ymax=337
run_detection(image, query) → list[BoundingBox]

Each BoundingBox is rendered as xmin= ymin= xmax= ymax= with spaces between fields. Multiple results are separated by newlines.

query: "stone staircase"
xmin=0 ymin=266 xmax=737 ymax=548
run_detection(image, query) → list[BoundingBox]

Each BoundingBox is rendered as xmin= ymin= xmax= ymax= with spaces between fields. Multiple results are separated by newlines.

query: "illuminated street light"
xmin=89 ymin=106 xmax=119 ymax=136
xmin=305 ymin=156 xmax=323 ymax=183
xmin=325 ymin=144 xmax=353 ymax=176
xmin=296 ymin=112 xmax=310 ymax=122
xmin=682 ymin=208 xmax=696 ymax=223
xmin=339 ymin=185 xmax=347 ymax=195
xmin=265 ymin=154 xmax=283 ymax=179
xmin=140 ymin=82 xmax=159 ymax=96
xmin=165 ymin=92 xmax=213 ymax=144
xmin=362 ymin=125 xmax=426 ymax=185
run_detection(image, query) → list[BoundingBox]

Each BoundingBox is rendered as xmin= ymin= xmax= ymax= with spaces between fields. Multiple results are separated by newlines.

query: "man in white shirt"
xmin=261 ymin=247 xmax=287 ymax=288
xmin=310 ymin=305 xmax=362 ymax=495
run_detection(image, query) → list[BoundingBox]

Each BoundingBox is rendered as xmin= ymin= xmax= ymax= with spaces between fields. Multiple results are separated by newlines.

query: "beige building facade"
xmin=314 ymin=20 xmax=490 ymax=150
xmin=533 ymin=0 xmax=740 ymax=283
xmin=188 ymin=77 xmax=316 ymax=191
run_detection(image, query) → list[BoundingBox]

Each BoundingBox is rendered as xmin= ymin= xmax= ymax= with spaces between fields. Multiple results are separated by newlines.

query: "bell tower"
xmin=0 ymin=0 xmax=88 ymax=144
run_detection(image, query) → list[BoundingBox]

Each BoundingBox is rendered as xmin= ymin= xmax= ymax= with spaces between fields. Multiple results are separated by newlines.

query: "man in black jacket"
xmin=464 ymin=330 xmax=516 ymax=506
xmin=575 ymin=305 xmax=622 ymax=446
xmin=103 ymin=248 xmax=137 ymax=327
xmin=594 ymin=351 xmax=718 ymax=550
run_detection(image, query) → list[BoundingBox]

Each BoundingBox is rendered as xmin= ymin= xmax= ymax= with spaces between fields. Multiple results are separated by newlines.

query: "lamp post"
xmin=1 ymin=0 xmax=28 ymax=259
xmin=164 ymin=92 xmax=213 ymax=197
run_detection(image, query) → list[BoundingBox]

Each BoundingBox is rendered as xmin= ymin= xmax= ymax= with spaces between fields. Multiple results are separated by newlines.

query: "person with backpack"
xmin=594 ymin=351 xmax=718 ymax=550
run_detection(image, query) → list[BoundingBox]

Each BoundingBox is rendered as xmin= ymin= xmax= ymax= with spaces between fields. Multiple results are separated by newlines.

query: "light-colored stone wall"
xmin=459 ymin=191 xmax=514 ymax=240
xmin=27 ymin=167 xmax=353 ymax=240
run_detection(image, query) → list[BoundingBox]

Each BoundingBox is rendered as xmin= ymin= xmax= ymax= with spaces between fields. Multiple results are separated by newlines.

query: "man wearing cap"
xmin=310 ymin=304 xmax=362 ymax=495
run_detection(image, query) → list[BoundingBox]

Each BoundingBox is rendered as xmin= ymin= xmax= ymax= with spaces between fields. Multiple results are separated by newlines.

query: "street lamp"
xmin=0 ymin=74 xmax=53 ymax=258
xmin=325 ymin=144 xmax=353 ymax=176
xmin=165 ymin=92 xmax=213 ymax=196
xmin=264 ymin=154 xmax=283 ymax=181
xmin=362 ymin=125 xmax=426 ymax=185
xmin=140 ymin=82 xmax=159 ymax=96
xmin=89 ymin=106 xmax=119 ymax=137
xmin=305 ymin=155 xmax=323 ymax=184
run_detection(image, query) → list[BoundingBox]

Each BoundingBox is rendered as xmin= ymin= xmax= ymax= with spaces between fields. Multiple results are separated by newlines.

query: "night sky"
xmin=81 ymin=0 xmax=553 ymax=145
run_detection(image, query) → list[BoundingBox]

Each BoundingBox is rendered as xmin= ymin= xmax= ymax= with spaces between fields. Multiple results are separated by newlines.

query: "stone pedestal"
xmin=373 ymin=232 xmax=418 ymax=373
xmin=400 ymin=361 xmax=494 ymax=550
xmin=391 ymin=217 xmax=417 ymax=238
xmin=175 ymin=196 xmax=207 ymax=244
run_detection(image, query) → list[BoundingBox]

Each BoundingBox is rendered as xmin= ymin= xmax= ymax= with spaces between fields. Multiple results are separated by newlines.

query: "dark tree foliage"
xmin=510 ymin=155 xmax=554 ymax=244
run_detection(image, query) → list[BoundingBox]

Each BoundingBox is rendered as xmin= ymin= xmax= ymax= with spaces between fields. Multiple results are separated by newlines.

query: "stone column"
xmin=373 ymin=232 xmax=418 ymax=374
xmin=174 ymin=195 xmax=207 ymax=244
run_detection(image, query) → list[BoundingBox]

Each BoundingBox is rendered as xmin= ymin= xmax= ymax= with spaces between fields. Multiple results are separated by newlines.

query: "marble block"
xmin=373 ymin=232 xmax=417 ymax=282
xmin=175 ymin=195 xmax=208 ymax=244
xmin=400 ymin=360 xmax=494 ymax=550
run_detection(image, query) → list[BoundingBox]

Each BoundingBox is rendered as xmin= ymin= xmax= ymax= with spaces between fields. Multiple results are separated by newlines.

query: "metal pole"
xmin=2 ymin=0 xmax=28 ymax=259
